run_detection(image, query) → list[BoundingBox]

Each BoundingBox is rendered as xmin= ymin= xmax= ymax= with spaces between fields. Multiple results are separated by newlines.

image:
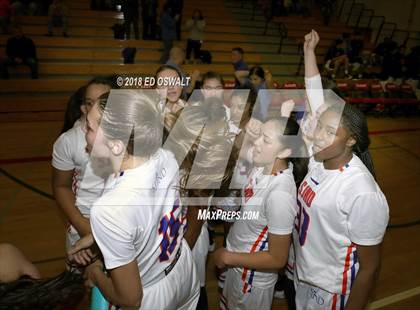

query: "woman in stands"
xmin=52 ymin=76 xmax=114 ymax=260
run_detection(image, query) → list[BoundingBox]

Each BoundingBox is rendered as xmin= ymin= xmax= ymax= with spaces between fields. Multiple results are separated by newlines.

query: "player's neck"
xmin=323 ymin=152 xmax=353 ymax=170
xmin=113 ymin=155 xmax=149 ymax=173
xmin=263 ymin=159 xmax=288 ymax=175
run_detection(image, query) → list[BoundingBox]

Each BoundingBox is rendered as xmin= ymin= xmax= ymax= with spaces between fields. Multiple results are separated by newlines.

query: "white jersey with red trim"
xmin=226 ymin=164 xmax=297 ymax=291
xmin=52 ymin=119 xmax=105 ymax=216
xmin=293 ymin=155 xmax=389 ymax=296
xmin=90 ymin=148 xmax=187 ymax=288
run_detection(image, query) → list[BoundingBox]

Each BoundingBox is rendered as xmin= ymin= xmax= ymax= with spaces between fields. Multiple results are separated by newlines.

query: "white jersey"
xmin=90 ymin=148 xmax=186 ymax=288
xmin=52 ymin=119 xmax=104 ymax=217
xmin=293 ymin=155 xmax=389 ymax=296
xmin=226 ymin=164 xmax=297 ymax=291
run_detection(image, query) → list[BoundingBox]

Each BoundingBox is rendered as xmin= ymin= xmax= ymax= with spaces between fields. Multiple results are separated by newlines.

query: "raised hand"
xmin=304 ymin=29 xmax=320 ymax=53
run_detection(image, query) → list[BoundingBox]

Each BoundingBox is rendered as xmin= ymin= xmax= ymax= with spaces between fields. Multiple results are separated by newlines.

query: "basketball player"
xmin=69 ymin=90 xmax=199 ymax=309
xmin=214 ymin=116 xmax=308 ymax=310
xmin=52 ymin=77 xmax=113 ymax=255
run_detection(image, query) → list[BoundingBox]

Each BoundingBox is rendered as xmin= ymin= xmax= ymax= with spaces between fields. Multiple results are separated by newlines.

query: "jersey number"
xmin=158 ymin=199 xmax=182 ymax=262
xmin=296 ymin=200 xmax=310 ymax=246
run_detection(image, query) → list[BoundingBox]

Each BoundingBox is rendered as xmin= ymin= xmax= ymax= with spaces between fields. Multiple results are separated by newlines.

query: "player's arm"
xmin=304 ymin=29 xmax=320 ymax=78
xmin=213 ymin=233 xmax=290 ymax=271
xmin=345 ymin=244 xmax=381 ymax=309
xmin=184 ymin=205 xmax=207 ymax=249
xmin=52 ymin=167 xmax=91 ymax=237
xmin=86 ymin=260 xmax=142 ymax=308
xmin=304 ymin=29 xmax=325 ymax=114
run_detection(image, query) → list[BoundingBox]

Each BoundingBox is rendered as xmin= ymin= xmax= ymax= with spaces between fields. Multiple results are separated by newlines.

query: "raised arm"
xmin=304 ymin=29 xmax=324 ymax=113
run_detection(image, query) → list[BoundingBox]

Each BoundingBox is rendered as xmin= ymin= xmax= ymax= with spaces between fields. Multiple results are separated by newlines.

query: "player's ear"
xmin=108 ymin=140 xmax=125 ymax=156
xmin=346 ymin=136 xmax=356 ymax=148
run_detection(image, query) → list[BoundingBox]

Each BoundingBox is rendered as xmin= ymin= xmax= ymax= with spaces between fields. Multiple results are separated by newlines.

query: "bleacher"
xmin=0 ymin=0 xmax=417 ymax=122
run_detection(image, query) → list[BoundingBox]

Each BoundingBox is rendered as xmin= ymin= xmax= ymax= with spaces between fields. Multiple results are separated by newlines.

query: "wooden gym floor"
xmin=0 ymin=116 xmax=419 ymax=309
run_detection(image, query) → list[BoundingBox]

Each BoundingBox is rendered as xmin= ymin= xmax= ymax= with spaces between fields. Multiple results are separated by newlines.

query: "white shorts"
xmin=104 ymin=240 xmax=200 ymax=310
xmin=191 ymin=222 xmax=209 ymax=287
xmin=295 ymin=280 xmax=349 ymax=310
xmin=141 ymin=240 xmax=200 ymax=310
xmin=220 ymin=269 xmax=274 ymax=310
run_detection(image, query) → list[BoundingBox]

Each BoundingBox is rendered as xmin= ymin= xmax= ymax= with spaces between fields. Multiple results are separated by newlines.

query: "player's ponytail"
xmin=339 ymin=104 xmax=376 ymax=179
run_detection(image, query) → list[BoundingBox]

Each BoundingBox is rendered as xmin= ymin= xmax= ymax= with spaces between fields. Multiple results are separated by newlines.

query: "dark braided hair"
xmin=332 ymin=103 xmax=376 ymax=179
xmin=0 ymin=271 xmax=84 ymax=309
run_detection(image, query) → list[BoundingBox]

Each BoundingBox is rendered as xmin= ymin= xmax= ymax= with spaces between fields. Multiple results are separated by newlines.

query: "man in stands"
xmin=0 ymin=25 xmax=38 ymax=79
xmin=231 ymin=47 xmax=249 ymax=86
xmin=46 ymin=0 xmax=68 ymax=37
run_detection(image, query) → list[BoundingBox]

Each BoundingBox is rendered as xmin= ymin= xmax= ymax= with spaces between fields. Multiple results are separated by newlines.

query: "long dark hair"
xmin=60 ymin=76 xmax=116 ymax=134
xmin=192 ymin=9 xmax=203 ymax=20
xmin=0 ymin=271 xmax=84 ymax=309
xmin=336 ymin=104 xmax=376 ymax=178
xmin=60 ymin=86 xmax=86 ymax=134
xmin=269 ymin=116 xmax=309 ymax=187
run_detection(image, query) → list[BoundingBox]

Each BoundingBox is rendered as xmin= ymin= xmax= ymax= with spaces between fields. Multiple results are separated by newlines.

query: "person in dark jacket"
xmin=141 ymin=0 xmax=157 ymax=39
xmin=159 ymin=2 xmax=178 ymax=63
xmin=0 ymin=25 xmax=38 ymax=79
xmin=122 ymin=0 xmax=139 ymax=40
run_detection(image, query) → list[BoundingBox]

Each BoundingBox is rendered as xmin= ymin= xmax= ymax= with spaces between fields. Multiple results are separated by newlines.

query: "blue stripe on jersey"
xmin=340 ymin=294 xmax=345 ymax=310
xmin=310 ymin=177 xmax=319 ymax=185
xmin=350 ymin=251 xmax=358 ymax=290
xmin=247 ymin=237 xmax=269 ymax=290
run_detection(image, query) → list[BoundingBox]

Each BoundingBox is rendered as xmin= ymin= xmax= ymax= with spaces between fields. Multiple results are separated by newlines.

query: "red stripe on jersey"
xmin=341 ymin=244 xmax=354 ymax=295
xmin=332 ymin=294 xmax=337 ymax=310
xmin=241 ymin=225 xmax=268 ymax=293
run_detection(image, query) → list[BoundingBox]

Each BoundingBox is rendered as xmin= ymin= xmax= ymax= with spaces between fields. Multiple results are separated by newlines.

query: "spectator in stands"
xmin=231 ymin=47 xmax=249 ymax=86
xmin=160 ymin=2 xmax=178 ymax=63
xmin=122 ymin=0 xmax=139 ymax=40
xmin=324 ymin=38 xmax=350 ymax=79
xmin=248 ymin=66 xmax=273 ymax=120
xmin=404 ymin=46 xmax=420 ymax=80
xmin=0 ymin=26 xmax=38 ymax=79
xmin=166 ymin=46 xmax=200 ymax=98
xmin=141 ymin=0 xmax=157 ymax=40
xmin=0 ymin=0 xmax=11 ymax=34
xmin=0 ymin=25 xmax=38 ymax=79
xmin=185 ymin=9 xmax=205 ymax=64
xmin=46 ymin=0 xmax=68 ymax=37
xmin=381 ymin=44 xmax=405 ymax=81
xmin=169 ymin=0 xmax=183 ymax=40
xmin=374 ymin=37 xmax=398 ymax=57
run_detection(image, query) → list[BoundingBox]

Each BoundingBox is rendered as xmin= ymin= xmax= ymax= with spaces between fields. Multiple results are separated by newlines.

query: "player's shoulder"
xmin=91 ymin=189 xmax=137 ymax=222
xmin=53 ymin=120 xmax=84 ymax=147
xmin=341 ymin=155 xmax=379 ymax=194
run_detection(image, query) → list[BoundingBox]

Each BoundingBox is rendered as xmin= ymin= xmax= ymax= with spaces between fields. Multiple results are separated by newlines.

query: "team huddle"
xmin=55 ymin=30 xmax=389 ymax=310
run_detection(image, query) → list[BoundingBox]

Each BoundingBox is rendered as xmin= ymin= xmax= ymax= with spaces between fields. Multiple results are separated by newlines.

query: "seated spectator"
xmin=184 ymin=9 xmax=205 ymax=64
xmin=324 ymin=38 xmax=350 ymax=79
xmin=0 ymin=0 xmax=11 ymax=34
xmin=46 ymin=0 xmax=68 ymax=37
xmin=381 ymin=44 xmax=404 ymax=81
xmin=404 ymin=46 xmax=420 ymax=80
xmin=231 ymin=47 xmax=249 ymax=86
xmin=0 ymin=25 xmax=38 ymax=79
